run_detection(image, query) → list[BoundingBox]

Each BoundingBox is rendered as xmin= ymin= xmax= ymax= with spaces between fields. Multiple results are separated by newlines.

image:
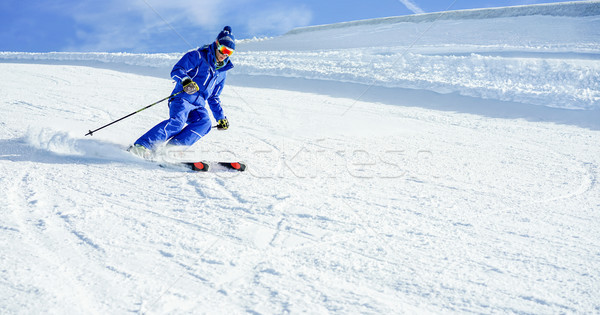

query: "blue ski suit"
xmin=134 ymin=43 xmax=234 ymax=149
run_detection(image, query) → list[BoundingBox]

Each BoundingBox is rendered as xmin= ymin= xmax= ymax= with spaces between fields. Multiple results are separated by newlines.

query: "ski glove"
xmin=217 ymin=118 xmax=229 ymax=130
xmin=181 ymin=77 xmax=199 ymax=95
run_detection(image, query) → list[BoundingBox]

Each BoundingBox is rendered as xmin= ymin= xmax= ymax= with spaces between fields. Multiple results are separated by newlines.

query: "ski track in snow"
xmin=2 ymin=5 xmax=600 ymax=314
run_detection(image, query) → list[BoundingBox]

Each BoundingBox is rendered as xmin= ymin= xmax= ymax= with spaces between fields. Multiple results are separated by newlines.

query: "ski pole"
xmin=85 ymin=90 xmax=183 ymax=136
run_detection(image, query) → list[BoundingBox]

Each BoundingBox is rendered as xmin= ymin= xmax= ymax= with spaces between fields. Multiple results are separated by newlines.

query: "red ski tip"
xmin=193 ymin=162 xmax=206 ymax=170
xmin=230 ymin=162 xmax=241 ymax=170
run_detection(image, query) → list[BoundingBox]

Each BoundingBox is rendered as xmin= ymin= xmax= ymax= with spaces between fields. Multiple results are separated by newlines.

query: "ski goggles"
xmin=216 ymin=41 xmax=234 ymax=56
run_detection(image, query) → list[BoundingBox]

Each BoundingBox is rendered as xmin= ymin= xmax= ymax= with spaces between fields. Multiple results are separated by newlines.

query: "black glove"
xmin=182 ymin=77 xmax=199 ymax=94
xmin=217 ymin=117 xmax=229 ymax=130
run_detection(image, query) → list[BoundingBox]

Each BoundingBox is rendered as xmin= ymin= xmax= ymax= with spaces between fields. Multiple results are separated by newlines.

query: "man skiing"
xmin=129 ymin=26 xmax=235 ymax=159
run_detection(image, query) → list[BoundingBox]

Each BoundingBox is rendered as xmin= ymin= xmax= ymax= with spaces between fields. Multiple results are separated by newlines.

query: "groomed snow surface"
xmin=2 ymin=2 xmax=600 ymax=314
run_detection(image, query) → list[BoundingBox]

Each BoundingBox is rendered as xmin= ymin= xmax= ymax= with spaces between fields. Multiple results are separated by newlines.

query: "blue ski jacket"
xmin=170 ymin=42 xmax=234 ymax=121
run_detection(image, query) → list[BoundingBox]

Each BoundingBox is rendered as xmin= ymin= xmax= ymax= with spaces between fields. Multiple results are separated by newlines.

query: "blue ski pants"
xmin=134 ymin=97 xmax=212 ymax=149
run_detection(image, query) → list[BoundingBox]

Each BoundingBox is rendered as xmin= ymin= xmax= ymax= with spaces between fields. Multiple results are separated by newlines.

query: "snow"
xmin=1 ymin=2 xmax=600 ymax=314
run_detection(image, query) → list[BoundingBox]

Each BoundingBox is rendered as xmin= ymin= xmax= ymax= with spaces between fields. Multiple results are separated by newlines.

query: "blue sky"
xmin=0 ymin=0 xmax=580 ymax=53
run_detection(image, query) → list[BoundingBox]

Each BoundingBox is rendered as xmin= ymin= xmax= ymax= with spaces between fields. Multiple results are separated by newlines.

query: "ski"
xmin=127 ymin=146 xmax=246 ymax=173
xmin=183 ymin=161 xmax=246 ymax=172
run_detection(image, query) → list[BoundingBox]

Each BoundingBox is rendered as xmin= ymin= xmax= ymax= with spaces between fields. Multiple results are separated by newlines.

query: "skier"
xmin=129 ymin=26 xmax=235 ymax=159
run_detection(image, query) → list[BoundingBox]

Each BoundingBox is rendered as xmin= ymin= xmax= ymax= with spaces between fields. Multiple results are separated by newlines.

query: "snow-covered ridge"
xmin=234 ymin=49 xmax=600 ymax=110
xmin=2 ymin=49 xmax=598 ymax=110
xmin=287 ymin=1 xmax=600 ymax=35
xmin=0 ymin=51 xmax=179 ymax=68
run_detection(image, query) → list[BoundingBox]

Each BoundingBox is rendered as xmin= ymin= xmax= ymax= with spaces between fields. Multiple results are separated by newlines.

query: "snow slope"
xmin=1 ymin=2 xmax=600 ymax=314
